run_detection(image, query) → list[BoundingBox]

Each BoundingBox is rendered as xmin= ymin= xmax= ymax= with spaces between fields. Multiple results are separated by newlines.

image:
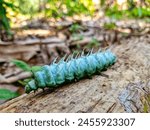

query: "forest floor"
xmin=0 ymin=16 xmax=150 ymax=112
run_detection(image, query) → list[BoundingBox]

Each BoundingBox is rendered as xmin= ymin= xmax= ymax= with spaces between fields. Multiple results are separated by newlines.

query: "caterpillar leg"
xmin=42 ymin=88 xmax=45 ymax=92
xmin=96 ymin=70 xmax=101 ymax=75
xmin=95 ymin=69 xmax=109 ymax=77
xmin=25 ymin=79 xmax=37 ymax=93
xmin=34 ymin=90 xmax=37 ymax=93
xmin=95 ymin=70 xmax=109 ymax=78
xmin=87 ymin=74 xmax=92 ymax=79
xmin=101 ymin=68 xmax=107 ymax=71
xmin=74 ymin=78 xmax=80 ymax=82
xmin=100 ymin=72 xmax=109 ymax=78
xmin=88 ymin=76 xmax=92 ymax=79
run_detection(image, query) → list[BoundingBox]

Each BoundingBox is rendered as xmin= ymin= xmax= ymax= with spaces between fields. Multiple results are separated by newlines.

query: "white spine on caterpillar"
xmin=25 ymin=50 xmax=116 ymax=93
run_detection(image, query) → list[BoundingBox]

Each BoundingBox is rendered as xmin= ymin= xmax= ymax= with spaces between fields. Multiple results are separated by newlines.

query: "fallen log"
xmin=0 ymin=36 xmax=149 ymax=113
xmin=0 ymin=74 xmax=125 ymax=113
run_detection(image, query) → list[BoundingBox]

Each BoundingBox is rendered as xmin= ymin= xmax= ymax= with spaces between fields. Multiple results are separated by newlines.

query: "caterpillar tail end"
xmin=25 ymin=79 xmax=37 ymax=93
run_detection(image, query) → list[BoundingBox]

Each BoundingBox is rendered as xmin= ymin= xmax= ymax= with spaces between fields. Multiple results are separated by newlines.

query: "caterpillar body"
xmin=25 ymin=50 xmax=116 ymax=93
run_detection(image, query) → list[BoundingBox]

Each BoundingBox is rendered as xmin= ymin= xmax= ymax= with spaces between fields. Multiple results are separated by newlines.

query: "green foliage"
xmin=106 ymin=5 xmax=150 ymax=19
xmin=72 ymin=49 xmax=80 ymax=56
xmin=12 ymin=59 xmax=42 ymax=72
xmin=18 ymin=78 xmax=32 ymax=86
xmin=143 ymin=102 xmax=149 ymax=113
xmin=0 ymin=0 xmax=16 ymax=34
xmin=12 ymin=59 xmax=42 ymax=86
xmin=100 ymin=0 xmax=105 ymax=6
xmin=12 ymin=59 xmax=31 ymax=71
xmin=143 ymin=95 xmax=150 ymax=113
xmin=104 ymin=23 xmax=116 ymax=30
xmin=31 ymin=66 xmax=42 ymax=72
xmin=69 ymin=24 xmax=83 ymax=33
xmin=105 ymin=5 xmax=125 ymax=19
xmin=0 ymin=88 xmax=19 ymax=100
xmin=1 ymin=0 xmax=95 ymax=33
xmin=1 ymin=0 xmax=150 ymax=35
xmin=130 ymin=7 xmax=150 ymax=18
xmin=86 ymin=37 xmax=100 ymax=48
xmin=45 ymin=0 xmax=95 ymax=18
xmin=0 ymin=1 xmax=9 ymax=32
xmin=72 ymin=33 xmax=84 ymax=41
xmin=13 ymin=0 xmax=40 ymax=18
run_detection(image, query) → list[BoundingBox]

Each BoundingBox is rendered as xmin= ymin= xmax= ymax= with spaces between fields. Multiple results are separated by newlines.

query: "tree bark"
xmin=0 ymin=36 xmax=149 ymax=113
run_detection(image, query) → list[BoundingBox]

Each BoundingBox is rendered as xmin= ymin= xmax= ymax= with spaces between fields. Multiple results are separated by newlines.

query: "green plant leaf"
xmin=0 ymin=89 xmax=19 ymax=100
xmin=69 ymin=24 xmax=82 ymax=33
xmin=104 ymin=23 xmax=116 ymax=30
xmin=143 ymin=102 xmax=148 ymax=113
xmin=31 ymin=66 xmax=42 ymax=72
xmin=87 ymin=37 xmax=100 ymax=48
xmin=0 ymin=1 xmax=11 ymax=32
xmin=138 ymin=8 xmax=142 ymax=17
xmin=18 ymin=78 xmax=33 ymax=86
xmin=12 ymin=59 xmax=31 ymax=71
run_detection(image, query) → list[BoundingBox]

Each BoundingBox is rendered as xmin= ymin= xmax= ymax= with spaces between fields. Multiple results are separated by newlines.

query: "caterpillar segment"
xmin=25 ymin=50 xmax=116 ymax=93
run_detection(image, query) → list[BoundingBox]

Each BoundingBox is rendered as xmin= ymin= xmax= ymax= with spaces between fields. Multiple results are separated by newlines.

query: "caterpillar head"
xmin=25 ymin=79 xmax=37 ymax=93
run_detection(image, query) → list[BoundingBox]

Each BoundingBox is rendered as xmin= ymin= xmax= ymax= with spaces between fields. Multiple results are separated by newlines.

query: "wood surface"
xmin=0 ymin=37 xmax=149 ymax=113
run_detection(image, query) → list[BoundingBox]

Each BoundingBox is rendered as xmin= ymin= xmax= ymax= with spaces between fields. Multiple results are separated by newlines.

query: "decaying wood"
xmin=0 ymin=72 xmax=31 ymax=84
xmin=0 ymin=36 xmax=149 ymax=113
xmin=0 ymin=37 xmax=70 ymax=62
xmin=119 ymin=81 xmax=150 ymax=113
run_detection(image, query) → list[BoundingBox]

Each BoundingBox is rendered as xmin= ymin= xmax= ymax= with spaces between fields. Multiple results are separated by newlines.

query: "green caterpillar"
xmin=25 ymin=50 xmax=116 ymax=93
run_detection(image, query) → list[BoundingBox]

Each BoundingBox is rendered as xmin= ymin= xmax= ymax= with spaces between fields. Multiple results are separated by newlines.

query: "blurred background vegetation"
xmin=0 ymin=0 xmax=150 ymax=36
xmin=0 ymin=0 xmax=150 ymax=110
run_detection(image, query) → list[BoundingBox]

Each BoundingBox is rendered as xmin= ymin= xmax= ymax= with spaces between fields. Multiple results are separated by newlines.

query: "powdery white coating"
xmin=25 ymin=50 xmax=116 ymax=93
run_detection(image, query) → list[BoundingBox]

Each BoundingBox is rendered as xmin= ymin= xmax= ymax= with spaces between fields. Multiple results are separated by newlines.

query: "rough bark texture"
xmin=0 ymin=35 xmax=149 ymax=113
